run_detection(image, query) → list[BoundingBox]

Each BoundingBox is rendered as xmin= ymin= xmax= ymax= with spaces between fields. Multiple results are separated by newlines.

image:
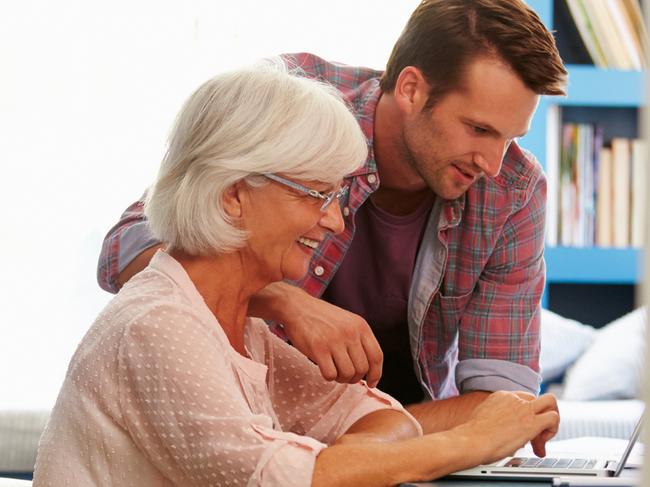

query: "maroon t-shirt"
xmin=323 ymin=194 xmax=434 ymax=404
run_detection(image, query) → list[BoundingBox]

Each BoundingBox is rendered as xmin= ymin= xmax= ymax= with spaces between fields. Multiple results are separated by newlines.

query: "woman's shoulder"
xmin=96 ymin=268 xmax=221 ymax=355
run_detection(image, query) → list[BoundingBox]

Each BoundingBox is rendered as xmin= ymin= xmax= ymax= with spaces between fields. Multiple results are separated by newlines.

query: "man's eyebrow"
xmin=464 ymin=118 xmax=528 ymax=138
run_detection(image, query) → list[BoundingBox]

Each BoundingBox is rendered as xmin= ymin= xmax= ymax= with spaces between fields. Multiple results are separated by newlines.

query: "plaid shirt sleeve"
xmin=97 ymin=196 xmax=161 ymax=293
xmin=455 ymin=171 xmax=546 ymax=394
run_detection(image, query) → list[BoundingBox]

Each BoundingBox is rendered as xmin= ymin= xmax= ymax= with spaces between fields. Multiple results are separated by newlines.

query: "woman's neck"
xmin=168 ymin=248 xmax=268 ymax=356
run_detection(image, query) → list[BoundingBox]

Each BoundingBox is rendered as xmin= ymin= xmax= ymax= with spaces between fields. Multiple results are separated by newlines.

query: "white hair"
xmin=144 ymin=60 xmax=368 ymax=255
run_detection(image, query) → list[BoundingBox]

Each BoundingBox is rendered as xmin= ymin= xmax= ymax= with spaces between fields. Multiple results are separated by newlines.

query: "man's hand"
xmin=283 ymin=300 xmax=383 ymax=386
xmin=249 ymin=281 xmax=384 ymax=387
xmin=462 ymin=392 xmax=560 ymax=465
xmin=512 ymin=391 xmax=560 ymax=457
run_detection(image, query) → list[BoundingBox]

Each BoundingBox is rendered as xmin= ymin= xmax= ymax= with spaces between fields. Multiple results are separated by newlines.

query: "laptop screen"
xmin=614 ymin=414 xmax=643 ymax=476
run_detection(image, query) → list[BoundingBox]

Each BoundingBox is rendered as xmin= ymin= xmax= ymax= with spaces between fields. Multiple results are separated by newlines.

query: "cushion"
xmin=562 ymin=307 xmax=647 ymax=400
xmin=0 ymin=410 xmax=49 ymax=473
xmin=0 ymin=479 xmax=32 ymax=487
xmin=540 ymin=308 xmax=596 ymax=382
xmin=555 ymin=399 xmax=644 ymax=440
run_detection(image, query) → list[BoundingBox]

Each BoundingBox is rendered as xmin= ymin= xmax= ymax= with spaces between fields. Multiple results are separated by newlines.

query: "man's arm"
xmin=116 ymin=244 xmax=163 ymax=287
xmin=249 ymin=281 xmax=384 ymax=387
xmin=97 ymin=198 xmax=161 ymax=293
xmin=455 ymin=168 xmax=547 ymax=395
xmin=432 ymin=168 xmax=550 ymax=453
xmin=99 ymin=199 xmax=384 ymax=385
xmin=405 ymin=390 xmax=490 ymax=434
xmin=406 ymin=390 xmax=558 ymax=457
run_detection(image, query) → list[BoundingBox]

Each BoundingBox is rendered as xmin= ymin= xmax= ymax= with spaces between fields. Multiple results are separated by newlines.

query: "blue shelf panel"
xmin=559 ymin=66 xmax=645 ymax=107
xmin=545 ymin=246 xmax=643 ymax=283
xmin=526 ymin=0 xmax=552 ymax=27
xmin=518 ymin=99 xmax=549 ymax=169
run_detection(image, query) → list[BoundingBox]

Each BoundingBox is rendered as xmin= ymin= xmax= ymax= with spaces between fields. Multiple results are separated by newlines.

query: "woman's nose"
xmin=320 ymin=199 xmax=345 ymax=235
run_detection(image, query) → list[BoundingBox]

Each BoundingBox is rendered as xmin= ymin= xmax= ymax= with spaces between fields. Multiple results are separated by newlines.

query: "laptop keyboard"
xmin=505 ymin=457 xmax=599 ymax=469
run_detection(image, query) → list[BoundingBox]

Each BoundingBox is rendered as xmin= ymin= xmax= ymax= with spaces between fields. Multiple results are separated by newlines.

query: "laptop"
xmin=447 ymin=415 xmax=643 ymax=481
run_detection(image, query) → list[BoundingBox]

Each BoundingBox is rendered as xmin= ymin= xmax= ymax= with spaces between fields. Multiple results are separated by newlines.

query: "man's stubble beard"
xmin=401 ymin=125 xmax=452 ymax=199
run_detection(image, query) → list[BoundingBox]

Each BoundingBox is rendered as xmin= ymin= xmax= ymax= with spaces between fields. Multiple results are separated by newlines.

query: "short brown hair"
xmin=380 ymin=0 xmax=567 ymax=105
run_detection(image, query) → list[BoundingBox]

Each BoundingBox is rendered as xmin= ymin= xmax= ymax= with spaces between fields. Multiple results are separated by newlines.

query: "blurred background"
xmin=0 ymin=0 xmax=420 ymax=409
xmin=1 ymin=1 xmax=649 ymax=483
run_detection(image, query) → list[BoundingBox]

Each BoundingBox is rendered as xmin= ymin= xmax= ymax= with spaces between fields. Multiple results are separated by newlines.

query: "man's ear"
xmin=221 ymin=180 xmax=247 ymax=219
xmin=394 ymin=66 xmax=430 ymax=115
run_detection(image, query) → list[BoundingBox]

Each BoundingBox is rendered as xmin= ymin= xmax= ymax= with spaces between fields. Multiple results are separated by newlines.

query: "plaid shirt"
xmin=98 ymin=53 xmax=546 ymax=399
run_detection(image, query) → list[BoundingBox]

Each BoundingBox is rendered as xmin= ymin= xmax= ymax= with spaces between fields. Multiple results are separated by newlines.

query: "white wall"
xmin=0 ymin=0 xmax=419 ymax=409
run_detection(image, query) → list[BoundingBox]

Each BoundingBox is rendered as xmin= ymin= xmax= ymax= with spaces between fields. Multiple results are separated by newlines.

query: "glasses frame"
xmin=262 ymin=173 xmax=348 ymax=211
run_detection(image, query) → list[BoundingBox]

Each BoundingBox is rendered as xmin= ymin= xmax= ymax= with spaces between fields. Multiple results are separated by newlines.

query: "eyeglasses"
xmin=262 ymin=173 xmax=348 ymax=212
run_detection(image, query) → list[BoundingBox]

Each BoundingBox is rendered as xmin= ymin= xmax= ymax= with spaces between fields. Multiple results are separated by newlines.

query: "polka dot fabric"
xmin=34 ymin=251 xmax=419 ymax=486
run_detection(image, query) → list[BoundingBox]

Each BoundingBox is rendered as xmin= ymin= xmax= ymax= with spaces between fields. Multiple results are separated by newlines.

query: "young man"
xmin=98 ymin=0 xmax=566 ymax=450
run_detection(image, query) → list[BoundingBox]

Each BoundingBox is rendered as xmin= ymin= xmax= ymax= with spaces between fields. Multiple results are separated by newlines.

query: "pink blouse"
xmin=34 ymin=251 xmax=421 ymax=486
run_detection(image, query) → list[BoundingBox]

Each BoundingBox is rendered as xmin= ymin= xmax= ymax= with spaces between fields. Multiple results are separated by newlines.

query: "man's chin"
xmin=433 ymin=186 xmax=469 ymax=201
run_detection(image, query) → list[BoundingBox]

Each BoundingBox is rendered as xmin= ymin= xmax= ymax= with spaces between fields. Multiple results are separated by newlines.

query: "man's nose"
xmin=474 ymin=139 xmax=510 ymax=178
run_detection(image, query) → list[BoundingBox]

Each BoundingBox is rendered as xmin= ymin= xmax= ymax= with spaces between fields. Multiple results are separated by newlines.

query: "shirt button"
xmin=367 ymin=174 xmax=377 ymax=185
xmin=314 ymin=265 xmax=325 ymax=276
xmin=343 ymin=207 xmax=350 ymax=217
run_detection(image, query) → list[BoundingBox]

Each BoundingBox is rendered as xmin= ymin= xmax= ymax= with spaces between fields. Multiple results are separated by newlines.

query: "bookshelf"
xmin=545 ymin=246 xmax=642 ymax=283
xmin=521 ymin=0 xmax=645 ymax=318
xmin=558 ymin=66 xmax=644 ymax=106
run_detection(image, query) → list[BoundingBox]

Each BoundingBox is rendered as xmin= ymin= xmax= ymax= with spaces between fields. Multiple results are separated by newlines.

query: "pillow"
xmin=540 ymin=308 xmax=596 ymax=382
xmin=562 ymin=307 xmax=647 ymax=400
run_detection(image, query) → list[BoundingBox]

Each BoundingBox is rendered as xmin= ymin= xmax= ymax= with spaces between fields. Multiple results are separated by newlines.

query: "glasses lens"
xmin=320 ymin=194 xmax=335 ymax=211
xmin=320 ymin=186 xmax=348 ymax=211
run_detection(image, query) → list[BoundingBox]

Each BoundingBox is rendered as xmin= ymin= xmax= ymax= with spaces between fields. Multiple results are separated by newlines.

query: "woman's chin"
xmin=280 ymin=259 xmax=311 ymax=282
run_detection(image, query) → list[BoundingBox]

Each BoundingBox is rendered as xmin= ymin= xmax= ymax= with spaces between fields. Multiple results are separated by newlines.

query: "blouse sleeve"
xmin=117 ymin=304 xmax=327 ymax=487
xmin=251 ymin=319 xmax=423 ymax=443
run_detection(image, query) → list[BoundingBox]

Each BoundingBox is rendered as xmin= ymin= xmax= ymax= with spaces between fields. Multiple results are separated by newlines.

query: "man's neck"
xmin=372 ymin=93 xmax=432 ymax=216
xmin=370 ymin=187 xmax=433 ymax=216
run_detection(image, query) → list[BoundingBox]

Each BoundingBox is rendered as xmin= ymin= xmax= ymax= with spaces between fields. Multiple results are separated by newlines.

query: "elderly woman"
xmin=34 ymin=64 xmax=557 ymax=486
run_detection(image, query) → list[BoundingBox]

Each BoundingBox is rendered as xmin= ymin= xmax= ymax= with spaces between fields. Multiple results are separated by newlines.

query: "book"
xmin=566 ymin=0 xmax=646 ymax=70
xmin=590 ymin=126 xmax=604 ymax=245
xmin=596 ymin=147 xmax=613 ymax=247
xmin=575 ymin=124 xmax=592 ymax=246
xmin=606 ymin=0 xmax=643 ymax=70
xmin=560 ymin=124 xmax=578 ymax=246
xmin=611 ymin=138 xmax=631 ymax=247
xmin=630 ymin=139 xmax=646 ymax=247
xmin=581 ymin=124 xmax=596 ymax=246
xmin=565 ymin=0 xmax=608 ymax=67
xmin=620 ymin=0 xmax=648 ymax=68
xmin=586 ymin=0 xmax=633 ymax=69
xmin=545 ymin=105 xmax=561 ymax=246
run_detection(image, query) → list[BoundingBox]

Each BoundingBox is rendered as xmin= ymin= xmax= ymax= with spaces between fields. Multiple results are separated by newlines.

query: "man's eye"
xmin=472 ymin=125 xmax=488 ymax=135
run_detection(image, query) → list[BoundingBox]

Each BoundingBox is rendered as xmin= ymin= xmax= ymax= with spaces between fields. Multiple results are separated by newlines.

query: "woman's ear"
xmin=221 ymin=180 xmax=247 ymax=219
